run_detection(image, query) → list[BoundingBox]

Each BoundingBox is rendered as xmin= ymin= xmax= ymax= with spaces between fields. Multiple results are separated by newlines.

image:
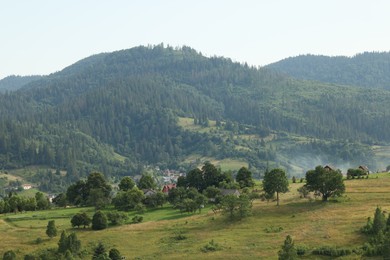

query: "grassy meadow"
xmin=1 ymin=173 xmax=390 ymax=259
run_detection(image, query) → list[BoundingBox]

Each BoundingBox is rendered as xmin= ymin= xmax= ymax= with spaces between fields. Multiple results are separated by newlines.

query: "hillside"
xmin=0 ymin=45 xmax=390 ymax=185
xmin=0 ymin=75 xmax=43 ymax=92
xmin=266 ymin=52 xmax=390 ymax=89
xmin=2 ymin=173 xmax=390 ymax=259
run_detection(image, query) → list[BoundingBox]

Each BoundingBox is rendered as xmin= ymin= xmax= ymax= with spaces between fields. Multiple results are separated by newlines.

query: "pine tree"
xmin=46 ymin=220 xmax=57 ymax=239
xmin=58 ymin=230 xmax=68 ymax=254
xmin=108 ymin=248 xmax=122 ymax=260
xmin=278 ymin=235 xmax=297 ymax=260
xmin=93 ymin=242 xmax=107 ymax=259
xmin=372 ymin=207 xmax=386 ymax=235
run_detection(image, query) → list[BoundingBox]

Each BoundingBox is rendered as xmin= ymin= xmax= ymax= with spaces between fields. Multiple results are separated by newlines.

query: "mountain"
xmin=266 ymin=52 xmax=390 ymax=89
xmin=0 ymin=75 xmax=43 ymax=92
xmin=0 ymin=45 xmax=390 ymax=187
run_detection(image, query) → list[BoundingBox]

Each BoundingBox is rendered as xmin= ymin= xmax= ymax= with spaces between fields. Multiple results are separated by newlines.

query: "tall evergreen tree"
xmin=46 ymin=220 xmax=58 ymax=239
xmin=278 ymin=235 xmax=297 ymax=260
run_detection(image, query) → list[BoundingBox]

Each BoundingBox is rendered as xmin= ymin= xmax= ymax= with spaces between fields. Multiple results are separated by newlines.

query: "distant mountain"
xmin=0 ymin=75 xmax=43 ymax=92
xmin=0 ymin=45 xmax=390 ymax=184
xmin=266 ymin=52 xmax=390 ymax=89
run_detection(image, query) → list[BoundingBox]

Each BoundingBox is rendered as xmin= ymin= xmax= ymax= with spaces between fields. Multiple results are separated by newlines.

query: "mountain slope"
xmin=0 ymin=75 xmax=43 ymax=92
xmin=266 ymin=52 xmax=390 ymax=89
xmin=0 ymin=45 xmax=390 ymax=181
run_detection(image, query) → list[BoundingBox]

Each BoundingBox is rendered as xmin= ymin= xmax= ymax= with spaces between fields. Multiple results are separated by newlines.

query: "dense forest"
xmin=0 ymin=45 xmax=389 ymax=185
xmin=266 ymin=52 xmax=390 ymax=89
xmin=0 ymin=75 xmax=43 ymax=92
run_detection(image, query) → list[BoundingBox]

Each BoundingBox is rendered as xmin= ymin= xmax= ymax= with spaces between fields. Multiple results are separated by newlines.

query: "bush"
xmin=3 ymin=250 xmax=16 ymax=260
xmin=296 ymin=245 xmax=307 ymax=256
xmin=201 ymin=240 xmax=221 ymax=252
xmin=107 ymin=211 xmax=129 ymax=225
xmin=172 ymin=230 xmax=187 ymax=241
xmin=312 ymin=246 xmax=352 ymax=257
xmin=264 ymin=226 xmax=283 ymax=233
xmin=132 ymin=215 xmax=143 ymax=223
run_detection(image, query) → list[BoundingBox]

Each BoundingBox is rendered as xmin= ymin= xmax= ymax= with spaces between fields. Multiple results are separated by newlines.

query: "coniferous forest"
xmin=0 ymin=45 xmax=390 ymax=188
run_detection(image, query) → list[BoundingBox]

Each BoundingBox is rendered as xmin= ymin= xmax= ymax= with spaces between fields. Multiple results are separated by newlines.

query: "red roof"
xmin=162 ymin=184 xmax=176 ymax=193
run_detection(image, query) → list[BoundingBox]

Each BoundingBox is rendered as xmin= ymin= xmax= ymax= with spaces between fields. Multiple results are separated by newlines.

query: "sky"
xmin=1 ymin=0 xmax=390 ymax=79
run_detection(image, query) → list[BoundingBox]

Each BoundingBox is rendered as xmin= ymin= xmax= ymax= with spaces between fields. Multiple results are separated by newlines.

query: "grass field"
xmin=1 ymin=173 xmax=390 ymax=259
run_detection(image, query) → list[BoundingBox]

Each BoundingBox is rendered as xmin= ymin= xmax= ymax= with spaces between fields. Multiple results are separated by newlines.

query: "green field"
xmin=2 ymin=173 xmax=390 ymax=259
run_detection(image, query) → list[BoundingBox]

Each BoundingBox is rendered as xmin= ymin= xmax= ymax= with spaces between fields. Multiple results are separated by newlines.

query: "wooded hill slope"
xmin=266 ymin=52 xmax=390 ymax=89
xmin=0 ymin=45 xmax=389 ymax=179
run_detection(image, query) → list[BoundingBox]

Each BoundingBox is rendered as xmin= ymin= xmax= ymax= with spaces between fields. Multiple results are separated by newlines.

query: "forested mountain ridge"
xmin=0 ymin=75 xmax=43 ymax=92
xmin=266 ymin=52 xmax=390 ymax=89
xmin=0 ymin=45 xmax=390 ymax=183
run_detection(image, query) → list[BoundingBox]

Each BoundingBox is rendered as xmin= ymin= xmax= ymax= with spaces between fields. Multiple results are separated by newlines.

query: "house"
xmin=358 ymin=165 xmax=369 ymax=174
xmin=162 ymin=184 xmax=176 ymax=194
xmin=143 ymin=189 xmax=157 ymax=197
xmin=22 ymin=184 xmax=32 ymax=190
xmin=324 ymin=165 xmax=335 ymax=171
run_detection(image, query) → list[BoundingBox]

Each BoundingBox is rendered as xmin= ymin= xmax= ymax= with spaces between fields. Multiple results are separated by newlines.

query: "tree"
xmin=108 ymin=248 xmax=121 ymax=260
xmin=46 ymin=220 xmax=58 ymax=239
xmin=383 ymin=230 xmax=390 ymax=259
xmin=372 ymin=207 xmax=386 ymax=235
xmin=58 ymin=231 xmax=81 ymax=255
xmin=186 ymin=168 xmax=204 ymax=191
xmin=3 ymin=250 xmax=16 ymax=260
xmin=107 ymin=211 xmax=129 ymax=225
xmin=278 ymin=235 xmax=297 ymax=260
xmin=52 ymin=193 xmax=67 ymax=207
xmin=221 ymin=194 xmax=252 ymax=220
xmin=305 ymin=166 xmax=345 ymax=201
xmin=35 ymin=192 xmax=50 ymax=210
xmin=118 ymin=176 xmax=135 ymax=191
xmin=58 ymin=230 xmax=69 ymax=254
xmin=92 ymin=211 xmax=108 ymax=230
xmin=113 ymin=187 xmax=145 ymax=211
xmin=71 ymin=212 xmax=91 ymax=228
xmin=138 ymin=174 xmax=156 ymax=189
xmin=93 ymin=242 xmax=107 ymax=260
xmin=86 ymin=172 xmax=112 ymax=208
xmin=236 ymin=167 xmax=255 ymax=188
xmin=263 ymin=168 xmax=289 ymax=206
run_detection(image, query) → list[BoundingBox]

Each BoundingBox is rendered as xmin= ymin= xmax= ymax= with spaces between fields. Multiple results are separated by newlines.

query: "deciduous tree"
xmin=263 ymin=168 xmax=289 ymax=206
xmin=305 ymin=166 xmax=345 ymax=201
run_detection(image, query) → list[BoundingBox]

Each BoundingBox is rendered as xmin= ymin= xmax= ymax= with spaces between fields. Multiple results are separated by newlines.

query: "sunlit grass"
xmin=1 ymin=173 xmax=390 ymax=258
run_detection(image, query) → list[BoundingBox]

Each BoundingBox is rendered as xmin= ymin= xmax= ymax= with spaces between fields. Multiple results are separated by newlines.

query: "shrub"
xmin=312 ymin=246 xmax=352 ymax=257
xmin=3 ymin=250 xmax=16 ymax=260
xmin=201 ymin=240 xmax=221 ymax=252
xmin=132 ymin=215 xmax=143 ymax=223
xmin=107 ymin=211 xmax=129 ymax=225
xmin=264 ymin=226 xmax=283 ymax=233
xmin=296 ymin=245 xmax=307 ymax=256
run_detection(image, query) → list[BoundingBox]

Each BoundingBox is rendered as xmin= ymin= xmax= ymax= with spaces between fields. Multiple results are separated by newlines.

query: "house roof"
xmin=358 ymin=165 xmax=369 ymax=172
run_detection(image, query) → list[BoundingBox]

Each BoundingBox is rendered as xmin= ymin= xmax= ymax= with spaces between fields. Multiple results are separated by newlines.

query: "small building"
xmin=22 ymin=184 xmax=32 ymax=190
xmin=324 ymin=165 xmax=335 ymax=171
xmin=358 ymin=165 xmax=369 ymax=174
xmin=143 ymin=189 xmax=157 ymax=197
xmin=162 ymin=184 xmax=176 ymax=194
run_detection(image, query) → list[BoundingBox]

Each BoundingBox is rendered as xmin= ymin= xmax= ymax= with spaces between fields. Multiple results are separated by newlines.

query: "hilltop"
xmin=266 ymin=52 xmax=390 ymax=89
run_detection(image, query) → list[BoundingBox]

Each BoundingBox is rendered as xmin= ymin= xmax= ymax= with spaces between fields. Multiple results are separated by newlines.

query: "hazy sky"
xmin=1 ymin=0 xmax=389 ymax=79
